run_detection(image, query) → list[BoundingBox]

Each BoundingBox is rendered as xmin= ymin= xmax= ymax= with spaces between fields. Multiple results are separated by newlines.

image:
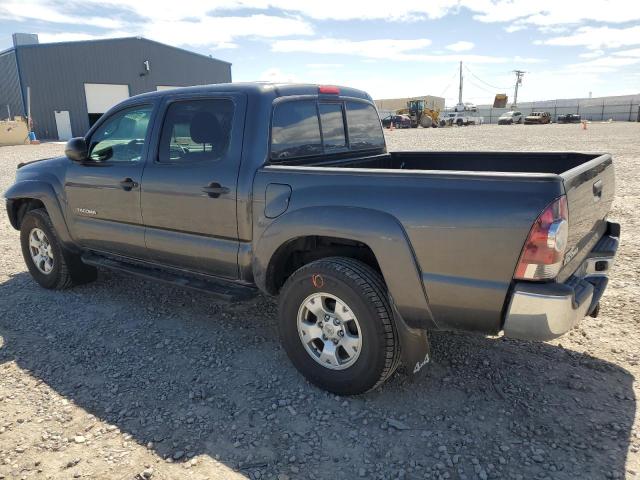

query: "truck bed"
xmin=262 ymin=149 xmax=614 ymax=333
xmin=298 ymin=151 xmax=603 ymax=176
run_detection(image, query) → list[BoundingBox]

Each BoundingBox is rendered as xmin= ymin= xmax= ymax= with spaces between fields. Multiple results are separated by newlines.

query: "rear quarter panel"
xmin=253 ymin=166 xmax=564 ymax=334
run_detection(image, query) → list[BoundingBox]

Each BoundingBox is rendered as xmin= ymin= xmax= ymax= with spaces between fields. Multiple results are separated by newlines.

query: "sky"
xmin=1 ymin=0 xmax=639 ymax=106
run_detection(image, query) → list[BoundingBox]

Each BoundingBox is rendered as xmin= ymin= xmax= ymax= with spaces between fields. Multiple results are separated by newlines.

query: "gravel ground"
xmin=0 ymin=123 xmax=638 ymax=480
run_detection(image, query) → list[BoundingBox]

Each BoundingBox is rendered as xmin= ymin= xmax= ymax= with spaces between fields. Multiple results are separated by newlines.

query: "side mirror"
xmin=65 ymin=137 xmax=88 ymax=162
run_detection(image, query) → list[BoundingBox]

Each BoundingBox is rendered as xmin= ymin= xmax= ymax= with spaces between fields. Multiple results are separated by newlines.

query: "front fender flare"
xmin=5 ymin=180 xmax=74 ymax=246
xmin=253 ymin=206 xmax=436 ymax=331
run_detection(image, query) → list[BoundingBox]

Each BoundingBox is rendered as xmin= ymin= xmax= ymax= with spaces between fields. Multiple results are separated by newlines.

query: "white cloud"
xmin=446 ymin=41 xmax=474 ymax=52
xmin=465 ymin=0 xmax=640 ymax=26
xmin=258 ymin=67 xmax=299 ymax=83
xmin=612 ymin=48 xmax=640 ymax=58
xmin=505 ymin=25 xmax=526 ymax=33
xmin=541 ymin=25 xmax=640 ymax=50
xmin=207 ymin=0 xmax=459 ymax=21
xmin=0 ymin=1 xmax=123 ymax=29
xmin=1 ymin=0 xmax=314 ymax=50
xmin=272 ymin=38 xmax=430 ymax=59
xmin=579 ymin=50 xmax=605 ymax=59
xmin=512 ymin=55 xmax=546 ymax=64
xmin=565 ymin=56 xmax=640 ymax=73
xmin=271 ymin=38 xmax=508 ymax=63
xmin=36 ymin=32 xmax=118 ymax=43
xmin=141 ymin=14 xmax=313 ymax=49
xmin=306 ymin=63 xmax=344 ymax=68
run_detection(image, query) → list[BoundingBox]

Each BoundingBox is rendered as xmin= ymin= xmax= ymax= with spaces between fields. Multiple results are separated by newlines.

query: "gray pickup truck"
xmin=5 ymin=83 xmax=619 ymax=395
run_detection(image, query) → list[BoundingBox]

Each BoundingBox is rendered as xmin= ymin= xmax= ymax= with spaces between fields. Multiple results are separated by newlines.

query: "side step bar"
xmin=81 ymin=253 xmax=257 ymax=302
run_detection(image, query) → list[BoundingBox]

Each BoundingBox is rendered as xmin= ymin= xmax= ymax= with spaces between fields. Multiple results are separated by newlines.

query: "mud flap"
xmin=391 ymin=306 xmax=431 ymax=375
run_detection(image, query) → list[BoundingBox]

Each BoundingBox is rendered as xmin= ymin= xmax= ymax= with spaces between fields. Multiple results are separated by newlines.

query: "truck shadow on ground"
xmin=0 ymin=270 xmax=635 ymax=479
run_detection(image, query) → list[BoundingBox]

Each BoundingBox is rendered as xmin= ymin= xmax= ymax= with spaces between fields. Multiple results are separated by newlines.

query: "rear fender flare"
xmin=253 ymin=206 xmax=436 ymax=333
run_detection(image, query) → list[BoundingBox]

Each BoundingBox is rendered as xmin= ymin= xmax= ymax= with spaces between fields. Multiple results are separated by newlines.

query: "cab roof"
xmin=130 ymin=82 xmax=372 ymax=102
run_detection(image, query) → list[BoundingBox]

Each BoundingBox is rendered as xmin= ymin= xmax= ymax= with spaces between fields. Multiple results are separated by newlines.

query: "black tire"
xmin=20 ymin=208 xmax=97 ymax=290
xmin=278 ymin=257 xmax=400 ymax=395
xmin=456 ymin=119 xmax=463 ymax=126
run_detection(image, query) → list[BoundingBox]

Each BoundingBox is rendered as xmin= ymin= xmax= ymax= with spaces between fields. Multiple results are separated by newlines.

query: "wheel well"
xmin=10 ymin=198 xmax=46 ymax=229
xmin=266 ymin=236 xmax=381 ymax=294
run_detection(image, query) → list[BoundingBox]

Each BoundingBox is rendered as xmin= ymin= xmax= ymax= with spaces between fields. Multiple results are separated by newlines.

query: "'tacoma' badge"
xmin=76 ymin=208 xmax=97 ymax=216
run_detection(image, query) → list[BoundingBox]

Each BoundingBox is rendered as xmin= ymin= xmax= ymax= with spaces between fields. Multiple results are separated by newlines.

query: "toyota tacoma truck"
xmin=5 ymin=83 xmax=619 ymax=395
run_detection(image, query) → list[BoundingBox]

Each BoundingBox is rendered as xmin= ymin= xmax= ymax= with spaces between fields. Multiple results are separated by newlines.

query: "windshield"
xmin=501 ymin=112 xmax=514 ymax=117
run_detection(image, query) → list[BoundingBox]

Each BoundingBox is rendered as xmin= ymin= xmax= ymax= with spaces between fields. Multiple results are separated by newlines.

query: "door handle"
xmin=119 ymin=178 xmax=139 ymax=191
xmin=202 ymin=182 xmax=230 ymax=198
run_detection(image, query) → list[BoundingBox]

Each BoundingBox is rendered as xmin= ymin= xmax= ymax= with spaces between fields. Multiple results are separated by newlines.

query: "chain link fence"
xmin=475 ymin=96 xmax=640 ymax=124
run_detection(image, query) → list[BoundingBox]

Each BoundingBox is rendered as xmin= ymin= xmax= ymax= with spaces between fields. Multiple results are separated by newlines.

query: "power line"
xmin=463 ymin=64 xmax=510 ymax=91
xmin=439 ymin=68 xmax=460 ymax=98
xmin=464 ymin=76 xmax=500 ymax=96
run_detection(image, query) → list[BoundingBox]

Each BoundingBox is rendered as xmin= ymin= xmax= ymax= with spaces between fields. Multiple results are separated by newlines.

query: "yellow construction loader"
xmin=397 ymin=100 xmax=440 ymax=128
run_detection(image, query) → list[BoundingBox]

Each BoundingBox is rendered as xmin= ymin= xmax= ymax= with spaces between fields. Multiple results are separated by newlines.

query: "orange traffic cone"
xmin=389 ymin=120 xmax=394 ymax=130
xmin=581 ymin=120 xmax=587 ymax=130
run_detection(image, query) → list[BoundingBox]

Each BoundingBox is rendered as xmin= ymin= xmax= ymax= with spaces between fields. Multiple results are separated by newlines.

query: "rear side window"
xmin=158 ymin=99 xmax=234 ymax=163
xmin=319 ymin=103 xmax=346 ymax=152
xmin=271 ymin=100 xmax=322 ymax=160
xmin=345 ymin=101 xmax=385 ymax=151
xmin=271 ymin=99 xmax=384 ymax=161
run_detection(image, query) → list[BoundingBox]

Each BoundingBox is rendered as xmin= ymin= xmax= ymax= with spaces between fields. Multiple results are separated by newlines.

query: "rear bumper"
xmin=503 ymin=221 xmax=620 ymax=341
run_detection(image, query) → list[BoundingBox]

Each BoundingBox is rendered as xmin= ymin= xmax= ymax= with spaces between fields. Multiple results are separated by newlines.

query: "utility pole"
xmin=512 ymin=70 xmax=525 ymax=108
xmin=458 ymin=61 xmax=463 ymax=106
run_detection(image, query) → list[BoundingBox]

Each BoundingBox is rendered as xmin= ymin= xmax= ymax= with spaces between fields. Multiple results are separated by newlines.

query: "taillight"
xmin=318 ymin=85 xmax=340 ymax=95
xmin=514 ymin=196 xmax=569 ymax=280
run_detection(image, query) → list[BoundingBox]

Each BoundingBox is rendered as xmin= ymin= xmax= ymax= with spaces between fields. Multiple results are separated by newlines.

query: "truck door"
xmin=140 ymin=94 xmax=246 ymax=279
xmin=65 ymin=103 xmax=154 ymax=258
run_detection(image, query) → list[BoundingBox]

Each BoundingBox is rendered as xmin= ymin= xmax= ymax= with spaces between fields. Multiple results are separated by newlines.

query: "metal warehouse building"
xmin=0 ymin=33 xmax=231 ymax=140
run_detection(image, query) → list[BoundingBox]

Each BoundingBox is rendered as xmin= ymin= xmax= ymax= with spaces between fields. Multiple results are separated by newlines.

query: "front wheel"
xmin=278 ymin=257 xmax=400 ymax=395
xmin=20 ymin=209 xmax=97 ymax=289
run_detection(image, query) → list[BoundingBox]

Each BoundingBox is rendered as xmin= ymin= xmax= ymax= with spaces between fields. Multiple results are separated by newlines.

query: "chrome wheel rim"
xmin=28 ymin=228 xmax=54 ymax=274
xmin=297 ymin=292 xmax=362 ymax=370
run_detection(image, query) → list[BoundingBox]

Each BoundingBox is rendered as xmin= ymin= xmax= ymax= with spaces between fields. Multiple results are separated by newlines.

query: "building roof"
xmin=0 ymin=36 xmax=231 ymax=65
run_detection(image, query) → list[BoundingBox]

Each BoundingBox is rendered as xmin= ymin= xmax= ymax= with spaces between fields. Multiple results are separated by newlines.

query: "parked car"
xmin=381 ymin=114 xmax=412 ymax=129
xmin=5 ymin=83 xmax=619 ymax=395
xmin=498 ymin=111 xmax=523 ymax=125
xmin=557 ymin=113 xmax=582 ymax=124
xmin=524 ymin=111 xmax=552 ymax=124
xmin=439 ymin=111 xmax=483 ymax=127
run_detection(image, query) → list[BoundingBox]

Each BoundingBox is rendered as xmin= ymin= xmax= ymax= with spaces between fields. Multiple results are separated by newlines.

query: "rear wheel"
xmin=20 ymin=209 xmax=97 ymax=289
xmin=278 ymin=257 xmax=400 ymax=395
xmin=456 ymin=118 xmax=464 ymax=127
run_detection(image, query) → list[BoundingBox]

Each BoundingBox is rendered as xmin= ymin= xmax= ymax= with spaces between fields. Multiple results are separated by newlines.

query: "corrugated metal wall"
xmin=16 ymin=38 xmax=232 ymax=139
xmin=0 ymin=50 xmax=24 ymax=120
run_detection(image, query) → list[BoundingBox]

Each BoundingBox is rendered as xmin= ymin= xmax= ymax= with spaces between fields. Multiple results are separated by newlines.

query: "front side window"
xmin=89 ymin=105 xmax=152 ymax=162
xmin=271 ymin=100 xmax=322 ymax=160
xmin=345 ymin=101 xmax=385 ymax=151
xmin=158 ymin=99 xmax=234 ymax=163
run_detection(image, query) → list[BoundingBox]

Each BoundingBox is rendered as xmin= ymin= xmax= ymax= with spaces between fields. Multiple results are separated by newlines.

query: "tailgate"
xmin=558 ymin=153 xmax=615 ymax=281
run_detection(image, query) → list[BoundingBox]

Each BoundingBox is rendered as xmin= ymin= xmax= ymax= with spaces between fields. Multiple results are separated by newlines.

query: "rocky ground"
xmin=0 ymin=123 xmax=638 ymax=480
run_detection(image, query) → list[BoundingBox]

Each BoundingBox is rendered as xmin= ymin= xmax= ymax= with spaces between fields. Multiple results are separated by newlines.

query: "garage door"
xmin=84 ymin=84 xmax=130 ymax=126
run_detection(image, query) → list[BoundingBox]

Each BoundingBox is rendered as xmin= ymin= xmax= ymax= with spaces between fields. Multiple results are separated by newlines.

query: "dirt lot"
xmin=0 ymin=123 xmax=638 ymax=480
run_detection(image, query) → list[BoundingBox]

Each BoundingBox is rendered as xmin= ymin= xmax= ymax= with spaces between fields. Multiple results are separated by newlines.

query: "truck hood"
xmin=13 ymin=156 xmax=69 ymax=184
